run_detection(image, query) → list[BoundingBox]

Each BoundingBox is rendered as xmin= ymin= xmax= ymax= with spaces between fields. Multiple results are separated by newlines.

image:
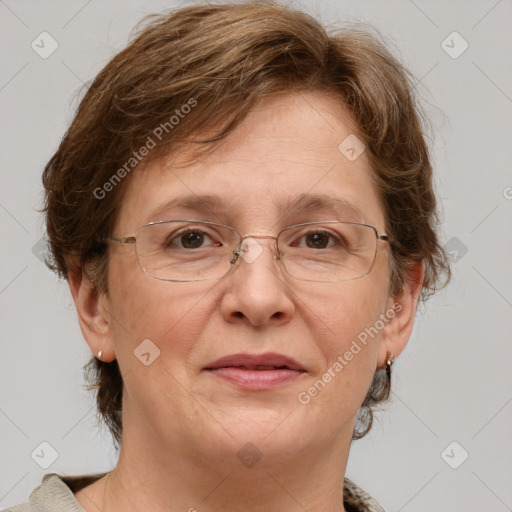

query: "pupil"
xmin=182 ymin=232 xmax=204 ymax=248
xmin=306 ymin=233 xmax=328 ymax=249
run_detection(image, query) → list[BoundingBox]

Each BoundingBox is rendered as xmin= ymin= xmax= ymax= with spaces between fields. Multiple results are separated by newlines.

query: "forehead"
xmin=115 ymin=92 xmax=385 ymax=232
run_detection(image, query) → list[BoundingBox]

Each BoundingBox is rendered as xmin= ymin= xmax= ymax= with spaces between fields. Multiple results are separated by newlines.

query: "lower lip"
xmin=206 ymin=367 xmax=304 ymax=390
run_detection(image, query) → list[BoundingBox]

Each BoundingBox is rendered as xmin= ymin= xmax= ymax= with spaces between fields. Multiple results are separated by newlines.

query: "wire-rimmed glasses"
xmin=105 ymin=220 xmax=390 ymax=282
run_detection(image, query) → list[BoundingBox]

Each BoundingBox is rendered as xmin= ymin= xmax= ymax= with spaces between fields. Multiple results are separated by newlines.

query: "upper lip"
xmin=204 ymin=352 xmax=305 ymax=371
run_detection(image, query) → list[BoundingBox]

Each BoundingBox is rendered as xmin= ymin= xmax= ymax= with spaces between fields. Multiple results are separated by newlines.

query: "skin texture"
xmin=70 ymin=92 xmax=423 ymax=512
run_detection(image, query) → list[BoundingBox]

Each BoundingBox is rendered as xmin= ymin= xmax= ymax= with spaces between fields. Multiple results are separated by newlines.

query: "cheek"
xmin=106 ymin=259 xmax=216 ymax=371
xmin=302 ymin=275 xmax=388 ymax=354
xmin=294 ymin=275 xmax=388 ymax=412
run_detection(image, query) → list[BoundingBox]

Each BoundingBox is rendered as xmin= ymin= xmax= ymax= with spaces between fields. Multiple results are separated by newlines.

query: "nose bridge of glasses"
xmin=241 ymin=234 xmax=278 ymax=243
xmin=234 ymin=234 xmax=281 ymax=265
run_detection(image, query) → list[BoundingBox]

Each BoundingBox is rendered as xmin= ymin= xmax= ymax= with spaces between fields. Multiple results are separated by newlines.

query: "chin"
xmin=205 ymin=407 xmax=314 ymax=453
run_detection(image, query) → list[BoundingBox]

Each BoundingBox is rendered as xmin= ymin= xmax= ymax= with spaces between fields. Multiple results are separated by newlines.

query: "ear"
xmin=68 ymin=264 xmax=116 ymax=362
xmin=377 ymin=261 xmax=424 ymax=368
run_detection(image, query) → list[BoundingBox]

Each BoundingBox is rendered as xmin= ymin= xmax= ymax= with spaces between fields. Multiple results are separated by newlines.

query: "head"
xmin=43 ymin=1 xmax=450 ymax=455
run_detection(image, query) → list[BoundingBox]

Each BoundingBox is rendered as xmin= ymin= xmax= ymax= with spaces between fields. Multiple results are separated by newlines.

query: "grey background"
xmin=1 ymin=0 xmax=511 ymax=510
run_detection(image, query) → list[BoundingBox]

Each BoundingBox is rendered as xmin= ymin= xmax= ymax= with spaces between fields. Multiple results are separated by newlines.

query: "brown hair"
xmin=42 ymin=1 xmax=450 ymax=447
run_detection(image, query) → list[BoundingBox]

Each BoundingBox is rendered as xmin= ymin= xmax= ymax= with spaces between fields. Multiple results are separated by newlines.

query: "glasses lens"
xmin=135 ymin=221 xmax=240 ymax=281
xmin=277 ymin=222 xmax=378 ymax=282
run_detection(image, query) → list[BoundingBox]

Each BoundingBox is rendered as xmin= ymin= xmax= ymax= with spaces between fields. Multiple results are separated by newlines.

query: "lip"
xmin=205 ymin=352 xmax=305 ymax=371
xmin=204 ymin=352 xmax=306 ymax=391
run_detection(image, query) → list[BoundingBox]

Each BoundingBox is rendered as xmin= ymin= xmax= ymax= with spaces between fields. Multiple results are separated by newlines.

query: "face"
xmin=94 ymin=92 xmax=402 ymax=466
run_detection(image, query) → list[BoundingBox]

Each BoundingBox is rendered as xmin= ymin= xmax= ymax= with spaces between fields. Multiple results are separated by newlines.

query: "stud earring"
xmin=98 ymin=350 xmax=103 ymax=360
xmin=385 ymin=352 xmax=394 ymax=378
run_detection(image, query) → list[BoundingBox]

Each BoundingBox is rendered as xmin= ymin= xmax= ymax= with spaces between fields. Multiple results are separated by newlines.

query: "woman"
xmin=7 ymin=2 xmax=449 ymax=511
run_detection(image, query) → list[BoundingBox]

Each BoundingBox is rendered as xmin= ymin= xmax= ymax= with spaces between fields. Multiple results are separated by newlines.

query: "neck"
xmin=98 ymin=424 xmax=352 ymax=512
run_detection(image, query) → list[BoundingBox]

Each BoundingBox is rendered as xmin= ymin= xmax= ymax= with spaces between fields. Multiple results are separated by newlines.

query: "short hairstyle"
xmin=42 ymin=1 xmax=450 ymax=447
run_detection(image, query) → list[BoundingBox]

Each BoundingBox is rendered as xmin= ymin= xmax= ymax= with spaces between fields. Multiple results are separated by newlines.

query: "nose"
xmin=230 ymin=234 xmax=282 ymax=265
xmin=220 ymin=236 xmax=295 ymax=327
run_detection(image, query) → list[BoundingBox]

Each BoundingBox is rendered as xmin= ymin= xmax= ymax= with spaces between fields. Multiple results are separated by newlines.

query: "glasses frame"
xmin=105 ymin=219 xmax=390 ymax=282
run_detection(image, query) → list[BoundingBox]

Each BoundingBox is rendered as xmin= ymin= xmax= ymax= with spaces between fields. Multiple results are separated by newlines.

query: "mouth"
xmin=204 ymin=353 xmax=306 ymax=390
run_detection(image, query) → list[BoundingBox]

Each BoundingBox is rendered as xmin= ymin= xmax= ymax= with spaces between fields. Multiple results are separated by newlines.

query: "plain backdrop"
xmin=1 ymin=1 xmax=511 ymax=510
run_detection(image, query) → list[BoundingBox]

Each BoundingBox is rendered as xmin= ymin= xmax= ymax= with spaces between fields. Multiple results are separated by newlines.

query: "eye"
xmin=166 ymin=228 xmax=222 ymax=250
xmin=294 ymin=230 xmax=344 ymax=250
xmin=303 ymin=231 xmax=333 ymax=249
xmin=180 ymin=230 xmax=207 ymax=249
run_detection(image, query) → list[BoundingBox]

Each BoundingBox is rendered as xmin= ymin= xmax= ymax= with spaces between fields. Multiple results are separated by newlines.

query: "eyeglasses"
xmin=105 ymin=220 xmax=390 ymax=282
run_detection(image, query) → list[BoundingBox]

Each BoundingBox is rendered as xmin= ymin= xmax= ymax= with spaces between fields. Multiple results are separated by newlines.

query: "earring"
xmin=385 ymin=352 xmax=394 ymax=378
xmin=97 ymin=350 xmax=103 ymax=360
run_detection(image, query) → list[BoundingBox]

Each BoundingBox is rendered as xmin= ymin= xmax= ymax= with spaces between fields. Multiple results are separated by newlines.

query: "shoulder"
xmin=3 ymin=473 xmax=91 ymax=512
xmin=2 ymin=504 xmax=29 ymax=512
xmin=344 ymin=477 xmax=386 ymax=512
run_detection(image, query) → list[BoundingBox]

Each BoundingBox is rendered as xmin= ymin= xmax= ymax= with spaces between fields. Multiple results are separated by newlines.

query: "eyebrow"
xmin=282 ymin=193 xmax=365 ymax=222
xmin=143 ymin=193 xmax=366 ymax=225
